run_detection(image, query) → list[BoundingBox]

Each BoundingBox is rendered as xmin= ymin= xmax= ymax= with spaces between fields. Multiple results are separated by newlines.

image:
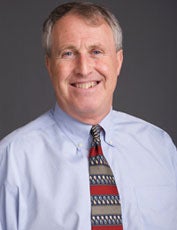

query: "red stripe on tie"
xmin=90 ymin=185 xmax=118 ymax=195
xmin=92 ymin=225 xmax=123 ymax=230
xmin=90 ymin=146 xmax=103 ymax=157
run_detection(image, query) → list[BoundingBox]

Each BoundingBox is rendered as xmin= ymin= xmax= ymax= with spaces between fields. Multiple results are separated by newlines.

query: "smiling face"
xmin=46 ymin=13 xmax=123 ymax=124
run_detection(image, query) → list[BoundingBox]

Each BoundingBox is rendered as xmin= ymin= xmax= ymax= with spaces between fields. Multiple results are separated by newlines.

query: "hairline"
xmin=43 ymin=5 xmax=123 ymax=56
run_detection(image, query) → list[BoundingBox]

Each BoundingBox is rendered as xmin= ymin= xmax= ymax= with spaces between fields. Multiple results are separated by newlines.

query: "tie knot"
xmin=90 ymin=125 xmax=101 ymax=146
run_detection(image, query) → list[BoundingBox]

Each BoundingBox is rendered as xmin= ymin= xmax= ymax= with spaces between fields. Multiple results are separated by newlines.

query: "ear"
xmin=45 ymin=55 xmax=53 ymax=80
xmin=116 ymin=49 xmax=123 ymax=76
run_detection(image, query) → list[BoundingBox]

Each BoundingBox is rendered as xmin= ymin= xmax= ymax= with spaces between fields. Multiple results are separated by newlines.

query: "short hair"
xmin=42 ymin=1 xmax=123 ymax=56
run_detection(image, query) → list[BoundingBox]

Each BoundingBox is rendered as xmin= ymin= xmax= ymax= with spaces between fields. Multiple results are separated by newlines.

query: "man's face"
xmin=46 ymin=13 xmax=123 ymax=124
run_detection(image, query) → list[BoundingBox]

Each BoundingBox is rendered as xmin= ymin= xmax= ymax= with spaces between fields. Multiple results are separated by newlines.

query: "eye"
xmin=62 ymin=51 xmax=74 ymax=58
xmin=92 ymin=50 xmax=102 ymax=55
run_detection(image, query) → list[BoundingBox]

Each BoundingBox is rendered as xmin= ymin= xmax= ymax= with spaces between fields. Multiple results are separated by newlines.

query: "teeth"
xmin=74 ymin=81 xmax=97 ymax=89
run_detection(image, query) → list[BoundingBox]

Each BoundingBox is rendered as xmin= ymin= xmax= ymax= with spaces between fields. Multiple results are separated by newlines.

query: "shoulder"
xmin=112 ymin=109 xmax=166 ymax=135
xmin=0 ymin=109 xmax=56 ymax=151
xmin=111 ymin=110 xmax=176 ymax=152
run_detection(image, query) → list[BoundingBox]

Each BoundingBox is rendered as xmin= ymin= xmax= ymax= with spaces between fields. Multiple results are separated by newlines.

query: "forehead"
xmin=54 ymin=11 xmax=110 ymax=28
xmin=51 ymin=13 xmax=114 ymax=43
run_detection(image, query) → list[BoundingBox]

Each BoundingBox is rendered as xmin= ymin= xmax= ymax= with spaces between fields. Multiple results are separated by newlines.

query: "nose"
xmin=74 ymin=53 xmax=92 ymax=77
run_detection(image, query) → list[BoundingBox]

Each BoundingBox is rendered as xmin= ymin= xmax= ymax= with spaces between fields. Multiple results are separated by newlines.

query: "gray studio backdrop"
xmin=0 ymin=0 xmax=177 ymax=145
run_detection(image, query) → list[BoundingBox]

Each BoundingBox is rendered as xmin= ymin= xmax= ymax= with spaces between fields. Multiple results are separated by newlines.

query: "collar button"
xmin=78 ymin=143 xmax=83 ymax=148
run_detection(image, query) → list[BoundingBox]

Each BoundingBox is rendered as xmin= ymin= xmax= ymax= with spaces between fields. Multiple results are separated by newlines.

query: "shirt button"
xmin=78 ymin=143 xmax=83 ymax=148
xmin=109 ymin=140 xmax=113 ymax=145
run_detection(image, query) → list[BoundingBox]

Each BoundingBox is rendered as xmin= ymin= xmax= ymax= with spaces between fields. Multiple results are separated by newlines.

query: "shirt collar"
xmin=53 ymin=103 xmax=115 ymax=149
xmin=99 ymin=110 xmax=115 ymax=147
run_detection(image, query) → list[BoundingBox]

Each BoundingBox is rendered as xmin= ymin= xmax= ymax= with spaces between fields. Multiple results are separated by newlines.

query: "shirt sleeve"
xmin=0 ymin=145 xmax=19 ymax=230
xmin=167 ymin=133 xmax=177 ymax=187
xmin=159 ymin=130 xmax=177 ymax=188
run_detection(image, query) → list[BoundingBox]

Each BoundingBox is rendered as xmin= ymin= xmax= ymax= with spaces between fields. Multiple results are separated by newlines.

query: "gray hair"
xmin=42 ymin=2 xmax=123 ymax=56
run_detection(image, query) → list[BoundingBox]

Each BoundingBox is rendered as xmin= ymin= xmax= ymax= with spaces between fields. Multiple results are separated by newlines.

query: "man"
xmin=0 ymin=2 xmax=177 ymax=230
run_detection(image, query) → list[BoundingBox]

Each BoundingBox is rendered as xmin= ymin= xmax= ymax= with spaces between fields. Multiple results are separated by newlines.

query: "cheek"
xmin=51 ymin=63 xmax=70 ymax=85
xmin=95 ymin=60 xmax=110 ymax=77
xmin=100 ymin=60 xmax=118 ymax=90
xmin=96 ymin=57 xmax=118 ymax=78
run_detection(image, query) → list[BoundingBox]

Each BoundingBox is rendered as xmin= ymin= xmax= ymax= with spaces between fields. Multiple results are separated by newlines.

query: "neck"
xmin=69 ymin=111 xmax=110 ymax=125
xmin=58 ymin=104 xmax=111 ymax=125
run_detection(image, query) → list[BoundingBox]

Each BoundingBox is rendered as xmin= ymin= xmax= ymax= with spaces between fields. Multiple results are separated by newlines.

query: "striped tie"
xmin=89 ymin=125 xmax=123 ymax=230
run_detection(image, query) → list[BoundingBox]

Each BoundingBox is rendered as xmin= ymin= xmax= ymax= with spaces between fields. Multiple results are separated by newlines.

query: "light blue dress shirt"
xmin=0 ymin=104 xmax=177 ymax=230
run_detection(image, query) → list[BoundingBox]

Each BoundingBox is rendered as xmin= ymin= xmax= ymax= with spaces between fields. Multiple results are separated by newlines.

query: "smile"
xmin=71 ymin=81 xmax=99 ymax=89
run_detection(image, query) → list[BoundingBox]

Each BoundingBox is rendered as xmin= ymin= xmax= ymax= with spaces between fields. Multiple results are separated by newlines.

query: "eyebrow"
xmin=55 ymin=42 xmax=106 ymax=57
xmin=56 ymin=45 xmax=77 ymax=55
xmin=89 ymin=44 xmax=105 ymax=50
xmin=59 ymin=42 xmax=105 ymax=50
